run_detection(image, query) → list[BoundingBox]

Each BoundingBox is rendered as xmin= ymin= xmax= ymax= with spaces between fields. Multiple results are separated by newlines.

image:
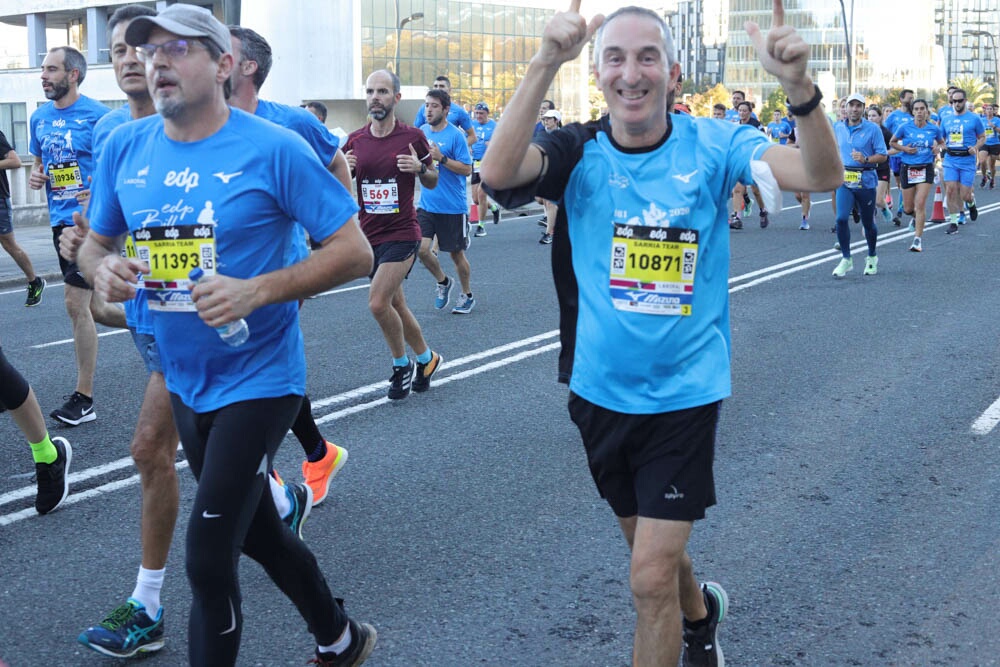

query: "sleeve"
xmin=453 ymin=129 xmax=472 ymax=164
xmin=29 ymin=110 xmax=40 ymax=157
xmin=273 ymin=133 xmax=358 ymax=244
xmin=296 ymin=113 xmax=339 ymax=166
xmin=413 ymin=133 xmax=433 ymax=168
xmin=483 ymin=121 xmax=595 ymax=209
xmin=725 ymin=124 xmax=771 ymax=194
xmin=456 ymin=109 xmax=473 ymax=132
xmin=87 ymin=132 xmax=128 ymax=238
xmin=414 ymin=107 xmax=426 ymax=128
xmin=0 ymin=130 xmax=13 ymax=155
xmin=976 ymin=117 xmax=986 ymax=135
xmin=872 ymin=125 xmax=888 ymax=155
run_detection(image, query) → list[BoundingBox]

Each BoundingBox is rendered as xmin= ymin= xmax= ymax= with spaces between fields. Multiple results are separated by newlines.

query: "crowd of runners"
xmin=0 ymin=0 xmax=991 ymax=665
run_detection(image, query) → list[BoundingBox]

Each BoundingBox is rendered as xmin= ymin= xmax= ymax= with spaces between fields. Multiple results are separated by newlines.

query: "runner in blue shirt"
xmin=940 ymin=88 xmax=985 ymax=234
xmin=831 ymin=94 xmax=888 ymax=277
xmin=481 ymin=3 xmax=842 ymax=664
xmin=413 ymin=75 xmax=475 ymax=146
xmin=28 ymin=45 xmax=122 ymax=426
xmin=977 ymin=102 xmax=1000 ymax=189
xmin=76 ymin=6 xmax=376 ymax=665
xmin=890 ymin=99 xmax=944 ymax=252
xmin=470 ymin=102 xmax=501 ymax=232
xmin=416 ymin=88 xmax=476 ymax=313
xmin=766 ymin=109 xmax=791 ymax=144
xmin=884 ymin=89 xmax=914 ymax=220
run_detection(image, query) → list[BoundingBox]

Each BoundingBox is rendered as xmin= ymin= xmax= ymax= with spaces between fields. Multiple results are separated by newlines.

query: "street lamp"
xmin=963 ymin=29 xmax=999 ymax=100
xmin=393 ymin=3 xmax=424 ymax=76
xmin=837 ymin=0 xmax=855 ymax=95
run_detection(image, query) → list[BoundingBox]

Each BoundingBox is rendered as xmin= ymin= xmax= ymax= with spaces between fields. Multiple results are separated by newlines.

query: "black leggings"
xmin=170 ymin=394 xmax=347 ymax=667
xmin=0 ymin=345 xmax=30 ymax=410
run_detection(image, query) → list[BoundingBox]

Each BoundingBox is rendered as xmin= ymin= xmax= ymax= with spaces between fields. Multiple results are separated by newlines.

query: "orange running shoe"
xmin=302 ymin=442 xmax=348 ymax=506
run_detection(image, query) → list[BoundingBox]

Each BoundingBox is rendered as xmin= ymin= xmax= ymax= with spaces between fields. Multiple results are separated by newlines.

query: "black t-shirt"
xmin=0 ymin=130 xmax=14 ymax=199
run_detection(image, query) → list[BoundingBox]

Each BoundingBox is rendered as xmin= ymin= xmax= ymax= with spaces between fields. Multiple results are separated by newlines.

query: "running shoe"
xmin=681 ymin=581 xmax=728 ymax=667
xmin=910 ymin=237 xmax=922 ymax=252
xmin=302 ymin=442 xmax=349 ymax=506
xmin=958 ymin=213 xmax=967 ymax=225
xmin=851 ymin=206 xmax=860 ymax=224
xmin=412 ymin=351 xmax=442 ymax=393
xmin=537 ymin=216 xmax=547 ymax=227
xmin=491 ymin=203 xmax=501 ymax=224
xmin=863 ymin=255 xmax=878 ymax=276
xmin=539 ymin=232 xmax=553 ymax=244
xmin=881 ymin=207 xmax=892 ymax=225
xmin=969 ymin=201 xmax=978 ymax=221
xmin=308 ymin=618 xmax=377 ymax=666
xmin=892 ymin=212 xmax=902 ymax=226
xmin=907 ymin=219 xmax=915 ymax=232
xmin=799 ymin=218 xmax=810 ymax=230
xmin=990 ymin=177 xmax=995 ymax=189
xmin=742 ymin=192 xmax=752 ymax=214
xmin=728 ymin=215 xmax=742 ymax=230
xmin=434 ymin=276 xmax=454 ymax=310
xmin=759 ymin=210 xmax=769 ymax=229
xmin=387 ymin=361 xmax=414 ymax=400
xmin=25 ymin=277 xmax=45 ymax=307
xmin=452 ymin=293 xmax=475 ymax=314
xmin=281 ymin=482 xmax=313 ymax=539
xmin=832 ymin=257 xmax=853 ymax=278
xmin=946 ymin=222 xmax=959 ymax=234
xmin=474 ymin=224 xmax=487 ymax=237
xmin=78 ymin=598 xmax=165 ymax=658
xmin=50 ymin=391 xmax=96 ymax=426
xmin=35 ymin=436 xmax=71 ymax=515
xmin=981 ymin=175 xmax=987 ymax=188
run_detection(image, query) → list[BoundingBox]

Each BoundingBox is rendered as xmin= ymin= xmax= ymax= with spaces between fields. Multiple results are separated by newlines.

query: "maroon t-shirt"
xmin=345 ymin=120 xmax=432 ymax=247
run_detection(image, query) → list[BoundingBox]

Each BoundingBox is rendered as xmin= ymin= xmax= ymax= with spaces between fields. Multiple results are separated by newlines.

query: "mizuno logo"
xmin=673 ymin=170 xmax=698 ymax=184
xmin=213 ymin=170 xmax=243 ymax=184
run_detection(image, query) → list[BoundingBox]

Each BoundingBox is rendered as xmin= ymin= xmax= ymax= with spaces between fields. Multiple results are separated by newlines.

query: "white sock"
xmin=319 ymin=623 xmax=352 ymax=655
xmin=270 ymin=475 xmax=291 ymax=518
xmin=132 ymin=566 xmax=165 ymax=616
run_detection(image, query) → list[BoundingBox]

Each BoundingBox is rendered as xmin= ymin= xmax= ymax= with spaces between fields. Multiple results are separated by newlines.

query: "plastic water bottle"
xmin=188 ymin=267 xmax=250 ymax=347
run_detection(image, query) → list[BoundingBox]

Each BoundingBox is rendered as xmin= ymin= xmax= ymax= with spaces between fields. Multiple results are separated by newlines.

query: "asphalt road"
xmin=1 ymin=190 xmax=999 ymax=667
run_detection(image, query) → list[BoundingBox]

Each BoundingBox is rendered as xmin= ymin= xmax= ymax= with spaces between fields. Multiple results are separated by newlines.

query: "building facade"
xmin=668 ymin=0 xmax=726 ymax=90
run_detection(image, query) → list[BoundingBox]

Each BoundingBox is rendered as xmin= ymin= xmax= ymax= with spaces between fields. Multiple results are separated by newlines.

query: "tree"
xmin=950 ymin=74 xmax=994 ymax=109
xmin=760 ymin=85 xmax=787 ymax=122
xmin=689 ymin=83 xmax=730 ymax=117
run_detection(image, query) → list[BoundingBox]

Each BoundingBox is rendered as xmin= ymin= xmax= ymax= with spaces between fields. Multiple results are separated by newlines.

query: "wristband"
xmin=787 ymin=86 xmax=823 ymax=117
xmin=419 ymin=163 xmax=427 ymax=175
xmin=440 ymin=155 xmax=449 ymax=166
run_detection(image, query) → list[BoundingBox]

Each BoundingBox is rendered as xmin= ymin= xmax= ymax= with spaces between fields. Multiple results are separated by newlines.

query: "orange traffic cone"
xmin=930 ymin=176 xmax=946 ymax=223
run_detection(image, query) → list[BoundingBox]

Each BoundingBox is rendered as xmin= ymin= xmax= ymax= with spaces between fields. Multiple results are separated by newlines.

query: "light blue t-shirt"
xmin=982 ymin=116 xmax=1000 ymax=146
xmin=414 ymin=104 xmax=472 ymax=136
xmin=471 ymin=118 xmax=496 ymax=162
xmin=892 ymin=121 xmax=943 ymax=165
xmin=835 ymin=119 xmax=887 ymax=189
xmin=254 ymin=99 xmax=344 ymax=264
xmin=29 ymin=95 xmax=111 ymax=226
xmin=884 ymin=109 xmax=913 ymax=135
xmin=766 ymin=120 xmax=790 ymax=144
xmin=89 ymin=109 xmax=358 ymax=412
xmin=419 ymin=122 xmax=472 ymax=214
xmin=941 ymin=111 xmax=985 ymax=163
xmin=92 ymin=103 xmax=156 ymax=335
xmin=536 ymin=114 xmax=770 ymax=414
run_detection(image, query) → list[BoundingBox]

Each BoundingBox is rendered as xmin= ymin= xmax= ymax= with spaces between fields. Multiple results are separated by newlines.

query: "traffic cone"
xmin=930 ymin=175 xmax=946 ymax=223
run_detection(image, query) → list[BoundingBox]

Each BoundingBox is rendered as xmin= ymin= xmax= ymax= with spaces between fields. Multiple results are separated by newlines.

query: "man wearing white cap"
xmin=832 ymin=93 xmax=887 ymax=277
xmin=76 ymin=4 xmax=376 ymax=665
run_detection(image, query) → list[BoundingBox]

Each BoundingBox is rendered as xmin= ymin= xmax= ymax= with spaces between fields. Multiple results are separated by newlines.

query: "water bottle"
xmin=188 ymin=267 xmax=250 ymax=347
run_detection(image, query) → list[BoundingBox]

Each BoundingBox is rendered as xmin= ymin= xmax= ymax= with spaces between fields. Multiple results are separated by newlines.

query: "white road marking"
xmin=972 ymin=395 xmax=1000 ymax=435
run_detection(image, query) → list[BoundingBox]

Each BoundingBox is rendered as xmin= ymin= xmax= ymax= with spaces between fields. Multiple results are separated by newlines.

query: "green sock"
xmin=30 ymin=434 xmax=58 ymax=464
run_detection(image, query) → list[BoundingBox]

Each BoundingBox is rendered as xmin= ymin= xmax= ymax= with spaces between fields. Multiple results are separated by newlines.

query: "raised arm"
xmin=479 ymin=0 xmax=602 ymax=190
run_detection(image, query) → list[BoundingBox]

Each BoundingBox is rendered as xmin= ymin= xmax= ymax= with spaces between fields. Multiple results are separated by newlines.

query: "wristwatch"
xmin=440 ymin=155 xmax=449 ymax=167
xmin=419 ymin=163 xmax=427 ymax=175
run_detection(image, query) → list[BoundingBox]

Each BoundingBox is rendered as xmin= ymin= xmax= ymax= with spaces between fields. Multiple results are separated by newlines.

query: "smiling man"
xmin=481 ymin=1 xmax=841 ymax=665
xmin=75 ymin=4 xmax=375 ymax=665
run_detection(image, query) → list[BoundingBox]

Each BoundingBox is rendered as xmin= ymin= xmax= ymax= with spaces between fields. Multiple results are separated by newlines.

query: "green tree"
xmin=760 ymin=85 xmax=786 ymax=122
xmin=689 ymin=83 xmax=730 ymax=117
xmin=950 ymin=74 xmax=994 ymax=109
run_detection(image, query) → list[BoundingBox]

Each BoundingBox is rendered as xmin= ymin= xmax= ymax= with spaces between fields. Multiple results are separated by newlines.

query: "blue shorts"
xmin=0 ymin=198 xmax=12 ymax=235
xmin=943 ymin=161 xmax=977 ymax=188
xmin=130 ymin=328 xmax=163 ymax=374
xmin=889 ymin=155 xmax=903 ymax=175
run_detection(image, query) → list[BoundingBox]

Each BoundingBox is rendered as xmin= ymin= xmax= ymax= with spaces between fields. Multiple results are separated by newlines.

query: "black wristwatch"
xmin=440 ymin=155 xmax=449 ymax=167
xmin=419 ymin=163 xmax=427 ymax=175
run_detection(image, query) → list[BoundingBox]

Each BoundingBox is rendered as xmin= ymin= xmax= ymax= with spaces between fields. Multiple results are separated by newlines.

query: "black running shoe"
xmin=537 ymin=216 xmax=547 ymax=227
xmin=682 ymin=582 xmax=728 ymax=667
xmin=412 ymin=351 xmax=442 ymax=393
xmin=969 ymin=202 xmax=978 ymax=221
xmin=387 ymin=361 xmax=414 ymax=400
xmin=36 ymin=437 xmax=72 ymax=514
xmin=309 ymin=618 xmax=377 ymax=667
xmin=851 ymin=206 xmax=860 ymax=223
xmin=50 ymin=391 xmax=96 ymax=426
xmin=728 ymin=215 xmax=742 ymax=230
xmin=946 ymin=222 xmax=959 ymax=234
xmin=25 ymin=277 xmax=46 ymax=307
xmin=491 ymin=204 xmax=501 ymax=224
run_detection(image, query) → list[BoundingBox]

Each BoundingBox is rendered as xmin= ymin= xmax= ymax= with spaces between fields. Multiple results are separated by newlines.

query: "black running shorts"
xmin=568 ymin=394 xmax=719 ymax=521
xmin=417 ymin=209 xmax=468 ymax=253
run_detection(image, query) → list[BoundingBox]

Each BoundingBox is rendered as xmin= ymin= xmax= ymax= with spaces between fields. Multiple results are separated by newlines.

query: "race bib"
xmin=132 ymin=225 xmax=216 ymax=312
xmin=986 ymin=127 xmax=994 ymax=139
xmin=48 ymin=161 xmax=84 ymax=201
xmin=906 ymin=167 xmax=926 ymax=185
xmin=473 ymin=159 xmax=481 ymax=174
xmin=609 ymin=224 xmax=698 ymax=316
xmin=361 ymin=180 xmax=399 ymax=214
xmin=121 ymin=233 xmax=145 ymax=289
xmin=844 ymin=170 xmax=862 ymax=188
xmin=949 ymin=131 xmax=964 ymax=147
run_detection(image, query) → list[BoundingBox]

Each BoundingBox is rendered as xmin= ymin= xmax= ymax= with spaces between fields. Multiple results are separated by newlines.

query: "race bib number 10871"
xmin=609 ymin=224 xmax=698 ymax=316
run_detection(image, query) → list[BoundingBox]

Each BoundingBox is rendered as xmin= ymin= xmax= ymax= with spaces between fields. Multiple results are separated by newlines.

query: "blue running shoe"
xmin=434 ymin=276 xmax=454 ymax=310
xmin=78 ymin=598 xmax=165 ymax=658
xmin=281 ymin=481 xmax=313 ymax=539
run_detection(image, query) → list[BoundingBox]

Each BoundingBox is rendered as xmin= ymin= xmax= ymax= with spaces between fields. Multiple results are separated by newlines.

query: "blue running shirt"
xmin=835 ymin=120 xmax=887 ymax=189
xmin=892 ymin=121 xmax=943 ymax=166
xmin=419 ymin=122 xmax=471 ymax=214
xmin=88 ymin=109 xmax=358 ymax=412
xmin=491 ymin=114 xmax=770 ymax=414
xmin=941 ymin=111 xmax=985 ymax=165
xmin=30 ymin=95 xmax=110 ymax=226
